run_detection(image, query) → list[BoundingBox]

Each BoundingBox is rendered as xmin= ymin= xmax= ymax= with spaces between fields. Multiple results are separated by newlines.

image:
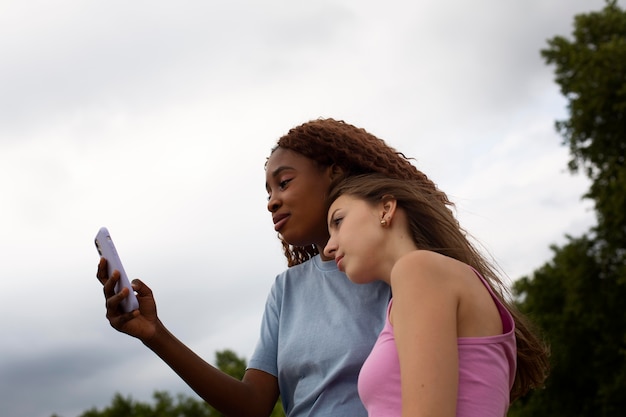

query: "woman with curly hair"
xmin=98 ymin=118 xmax=449 ymax=416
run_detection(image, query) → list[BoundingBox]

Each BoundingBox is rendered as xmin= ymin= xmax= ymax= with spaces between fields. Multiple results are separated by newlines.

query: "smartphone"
xmin=94 ymin=227 xmax=139 ymax=313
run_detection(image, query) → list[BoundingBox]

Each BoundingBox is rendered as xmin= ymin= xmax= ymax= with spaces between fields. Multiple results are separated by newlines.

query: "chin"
xmin=280 ymin=232 xmax=308 ymax=248
xmin=347 ymin=273 xmax=372 ymax=285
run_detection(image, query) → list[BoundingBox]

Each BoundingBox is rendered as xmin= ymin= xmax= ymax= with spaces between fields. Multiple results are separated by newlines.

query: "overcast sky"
xmin=0 ymin=1 xmax=610 ymax=416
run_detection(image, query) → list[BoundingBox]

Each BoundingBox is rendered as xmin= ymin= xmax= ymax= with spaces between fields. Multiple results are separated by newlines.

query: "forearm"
xmin=144 ymin=321 xmax=278 ymax=417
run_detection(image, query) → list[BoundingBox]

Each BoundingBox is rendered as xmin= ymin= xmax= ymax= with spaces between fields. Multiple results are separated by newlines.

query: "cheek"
xmin=355 ymin=224 xmax=384 ymax=249
xmin=308 ymin=205 xmax=330 ymax=228
xmin=353 ymin=230 xmax=385 ymax=268
xmin=347 ymin=231 xmax=380 ymax=262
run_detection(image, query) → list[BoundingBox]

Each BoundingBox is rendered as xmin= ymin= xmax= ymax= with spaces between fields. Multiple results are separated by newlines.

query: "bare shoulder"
xmin=389 ymin=251 xmax=464 ymax=327
xmin=391 ymin=250 xmax=502 ymax=337
xmin=394 ymin=250 xmax=452 ymax=268
xmin=392 ymin=250 xmax=468 ymax=283
xmin=391 ymin=250 xmax=448 ymax=287
xmin=390 ymin=251 xmax=465 ymax=295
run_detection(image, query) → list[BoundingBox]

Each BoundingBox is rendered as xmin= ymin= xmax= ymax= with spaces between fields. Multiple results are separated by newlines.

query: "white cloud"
xmin=0 ymin=1 xmax=607 ymax=416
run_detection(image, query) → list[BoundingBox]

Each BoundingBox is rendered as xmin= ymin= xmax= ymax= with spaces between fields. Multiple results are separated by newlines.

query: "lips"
xmin=272 ymin=213 xmax=290 ymax=232
xmin=335 ymin=255 xmax=344 ymax=270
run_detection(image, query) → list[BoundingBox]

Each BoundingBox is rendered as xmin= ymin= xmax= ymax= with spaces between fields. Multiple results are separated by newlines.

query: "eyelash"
xmin=267 ymin=179 xmax=292 ymax=200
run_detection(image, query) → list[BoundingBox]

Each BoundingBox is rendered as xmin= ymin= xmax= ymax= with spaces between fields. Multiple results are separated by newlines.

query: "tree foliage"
xmin=541 ymin=0 xmax=626 ymax=261
xmin=510 ymin=1 xmax=626 ymax=416
xmin=59 ymin=349 xmax=285 ymax=417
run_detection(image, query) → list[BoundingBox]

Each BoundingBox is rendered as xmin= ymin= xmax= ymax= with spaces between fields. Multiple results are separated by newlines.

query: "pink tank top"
xmin=357 ymin=269 xmax=516 ymax=417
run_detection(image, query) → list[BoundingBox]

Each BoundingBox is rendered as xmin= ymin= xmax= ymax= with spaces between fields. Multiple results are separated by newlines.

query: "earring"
xmin=380 ymin=219 xmax=387 ymax=226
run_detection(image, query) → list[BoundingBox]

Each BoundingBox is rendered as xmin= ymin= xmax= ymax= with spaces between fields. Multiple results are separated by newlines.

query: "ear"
xmin=327 ymin=164 xmax=344 ymax=182
xmin=379 ymin=195 xmax=398 ymax=224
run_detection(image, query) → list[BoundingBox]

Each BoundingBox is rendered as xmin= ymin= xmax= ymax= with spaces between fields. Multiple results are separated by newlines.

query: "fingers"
xmin=102 ymin=268 xmax=120 ymax=299
xmin=131 ymin=279 xmax=152 ymax=297
xmin=99 ymin=259 xmax=126 ymax=320
xmin=106 ymin=303 xmax=139 ymax=328
xmin=105 ymin=280 xmax=127 ymax=310
xmin=96 ymin=257 xmax=108 ymax=285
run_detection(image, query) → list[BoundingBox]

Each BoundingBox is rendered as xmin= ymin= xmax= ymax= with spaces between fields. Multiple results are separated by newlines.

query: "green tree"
xmin=509 ymin=1 xmax=626 ymax=416
xmin=79 ymin=391 xmax=212 ymax=417
xmin=542 ymin=0 xmax=626 ymax=258
xmin=209 ymin=349 xmax=285 ymax=417
xmin=62 ymin=349 xmax=285 ymax=417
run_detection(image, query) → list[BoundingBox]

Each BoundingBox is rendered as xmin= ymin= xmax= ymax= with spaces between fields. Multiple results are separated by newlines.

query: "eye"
xmin=279 ymin=178 xmax=292 ymax=190
xmin=332 ymin=216 xmax=343 ymax=227
xmin=267 ymin=178 xmax=293 ymax=201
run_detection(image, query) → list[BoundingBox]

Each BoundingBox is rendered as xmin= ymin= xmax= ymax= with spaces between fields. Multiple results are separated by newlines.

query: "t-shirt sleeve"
xmin=247 ymin=275 xmax=282 ymax=377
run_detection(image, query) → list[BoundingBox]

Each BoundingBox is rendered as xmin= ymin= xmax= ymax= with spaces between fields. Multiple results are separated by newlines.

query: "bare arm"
xmin=143 ymin=318 xmax=279 ymax=417
xmin=390 ymin=251 xmax=459 ymax=417
xmin=98 ymin=258 xmax=280 ymax=417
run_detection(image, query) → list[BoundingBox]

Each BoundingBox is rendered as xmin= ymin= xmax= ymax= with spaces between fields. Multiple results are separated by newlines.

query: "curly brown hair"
xmin=268 ymin=118 xmax=452 ymax=267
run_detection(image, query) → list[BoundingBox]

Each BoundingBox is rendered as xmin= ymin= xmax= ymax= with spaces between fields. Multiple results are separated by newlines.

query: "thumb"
xmin=131 ymin=278 xmax=153 ymax=296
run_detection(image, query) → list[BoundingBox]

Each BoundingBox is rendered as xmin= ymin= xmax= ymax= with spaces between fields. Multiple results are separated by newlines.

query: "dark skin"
xmin=97 ymin=148 xmax=342 ymax=416
xmin=97 ymin=261 xmax=279 ymax=417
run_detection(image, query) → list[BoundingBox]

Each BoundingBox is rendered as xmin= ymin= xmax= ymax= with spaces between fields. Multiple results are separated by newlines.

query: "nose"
xmin=267 ymin=193 xmax=281 ymax=213
xmin=323 ymin=237 xmax=337 ymax=258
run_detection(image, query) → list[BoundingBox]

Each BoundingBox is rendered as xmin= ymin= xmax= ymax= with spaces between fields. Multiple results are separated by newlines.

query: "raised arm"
xmin=98 ymin=258 xmax=280 ymax=417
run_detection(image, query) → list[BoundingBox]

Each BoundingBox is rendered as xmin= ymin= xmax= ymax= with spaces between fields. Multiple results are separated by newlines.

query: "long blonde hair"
xmin=327 ymin=173 xmax=550 ymax=401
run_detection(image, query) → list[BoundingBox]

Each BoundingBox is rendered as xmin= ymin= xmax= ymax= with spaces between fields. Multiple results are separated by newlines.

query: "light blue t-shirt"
xmin=248 ymin=255 xmax=391 ymax=417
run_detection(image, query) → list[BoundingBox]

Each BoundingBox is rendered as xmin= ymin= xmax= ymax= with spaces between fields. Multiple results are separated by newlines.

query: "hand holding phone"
xmin=95 ymin=227 xmax=140 ymax=313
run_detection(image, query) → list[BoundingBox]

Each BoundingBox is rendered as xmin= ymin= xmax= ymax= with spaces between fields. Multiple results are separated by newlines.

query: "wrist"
xmin=142 ymin=319 xmax=167 ymax=348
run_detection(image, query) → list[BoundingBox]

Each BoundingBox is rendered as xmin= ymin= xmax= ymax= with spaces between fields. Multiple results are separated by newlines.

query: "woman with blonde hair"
xmin=324 ymin=174 xmax=550 ymax=417
xmin=98 ymin=119 xmax=450 ymax=416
